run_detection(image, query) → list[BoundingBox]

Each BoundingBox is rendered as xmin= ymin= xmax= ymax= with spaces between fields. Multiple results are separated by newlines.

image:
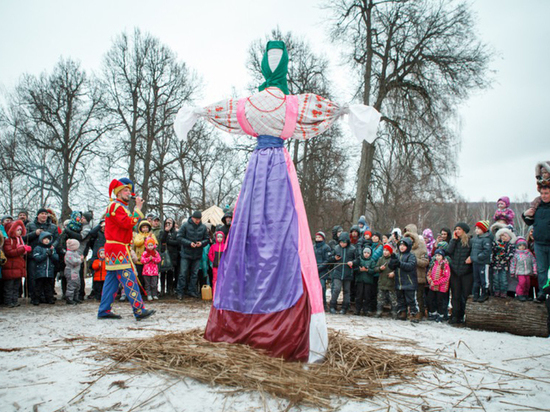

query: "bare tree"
xmin=2 ymin=58 xmax=107 ymax=220
xmin=326 ymin=0 xmax=493 ymax=222
xmin=100 ymin=28 xmax=199 ymax=213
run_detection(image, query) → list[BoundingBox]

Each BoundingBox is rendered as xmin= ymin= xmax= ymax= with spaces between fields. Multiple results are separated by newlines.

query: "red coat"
xmin=3 ymin=220 xmax=29 ymax=280
xmin=104 ymin=200 xmax=144 ymax=270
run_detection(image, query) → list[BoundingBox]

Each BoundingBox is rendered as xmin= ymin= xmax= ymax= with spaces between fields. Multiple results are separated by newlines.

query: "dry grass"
xmin=89 ymin=328 xmax=435 ymax=409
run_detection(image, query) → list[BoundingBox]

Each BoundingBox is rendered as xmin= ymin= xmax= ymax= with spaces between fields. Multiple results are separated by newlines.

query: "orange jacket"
xmin=92 ymin=258 xmax=107 ymax=282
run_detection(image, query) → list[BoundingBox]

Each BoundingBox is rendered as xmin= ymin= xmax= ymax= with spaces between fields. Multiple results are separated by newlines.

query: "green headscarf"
xmin=258 ymin=41 xmax=289 ymax=95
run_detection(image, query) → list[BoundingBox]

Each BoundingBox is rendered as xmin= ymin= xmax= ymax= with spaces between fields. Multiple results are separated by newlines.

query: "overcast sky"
xmin=1 ymin=0 xmax=548 ymax=204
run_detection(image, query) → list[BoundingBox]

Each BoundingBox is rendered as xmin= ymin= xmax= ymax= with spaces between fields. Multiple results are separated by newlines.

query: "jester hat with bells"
xmin=109 ymin=178 xmax=136 ymax=201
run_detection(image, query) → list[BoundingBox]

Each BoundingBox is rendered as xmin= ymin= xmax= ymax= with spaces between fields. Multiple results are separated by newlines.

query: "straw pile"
xmin=91 ymin=328 xmax=434 ymax=409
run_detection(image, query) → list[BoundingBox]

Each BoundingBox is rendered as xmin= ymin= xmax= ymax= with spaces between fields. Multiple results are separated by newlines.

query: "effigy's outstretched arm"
xmin=293 ymin=94 xmax=381 ymax=143
xmin=174 ymin=98 xmax=244 ymax=140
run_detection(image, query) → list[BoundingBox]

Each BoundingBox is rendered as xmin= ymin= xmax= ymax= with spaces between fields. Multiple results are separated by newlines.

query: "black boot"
xmin=98 ymin=312 xmax=122 ymax=320
xmin=136 ymin=309 xmax=156 ymax=321
xmin=66 ymin=298 xmax=77 ymax=305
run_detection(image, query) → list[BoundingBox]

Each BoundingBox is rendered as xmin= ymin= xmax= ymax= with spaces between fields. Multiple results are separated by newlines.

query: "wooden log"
xmin=465 ymin=297 xmax=548 ymax=338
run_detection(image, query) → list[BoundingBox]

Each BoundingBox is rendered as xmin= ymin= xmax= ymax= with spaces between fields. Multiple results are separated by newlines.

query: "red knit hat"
xmin=383 ymin=244 xmax=394 ymax=254
xmin=475 ymin=220 xmax=490 ymax=233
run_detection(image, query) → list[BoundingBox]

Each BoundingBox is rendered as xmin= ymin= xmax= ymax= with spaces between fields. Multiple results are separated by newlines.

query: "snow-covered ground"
xmin=1 ymin=283 xmax=549 ymax=412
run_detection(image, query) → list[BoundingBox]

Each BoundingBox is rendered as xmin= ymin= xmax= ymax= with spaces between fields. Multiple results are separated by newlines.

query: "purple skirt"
xmin=213 ymin=146 xmax=303 ymax=314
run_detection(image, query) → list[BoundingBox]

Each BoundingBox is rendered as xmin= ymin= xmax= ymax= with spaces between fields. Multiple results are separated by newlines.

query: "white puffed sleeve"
xmin=345 ymin=104 xmax=381 ymax=144
xmin=174 ymin=107 xmax=205 ymax=140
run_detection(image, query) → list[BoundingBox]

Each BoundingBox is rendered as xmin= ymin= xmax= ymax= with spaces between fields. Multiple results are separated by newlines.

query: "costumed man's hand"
xmin=380 ymin=265 xmax=386 ymax=270
xmin=135 ymin=196 xmax=145 ymax=210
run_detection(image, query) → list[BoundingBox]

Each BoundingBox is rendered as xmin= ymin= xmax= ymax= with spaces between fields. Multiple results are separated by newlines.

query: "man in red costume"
xmin=97 ymin=178 xmax=155 ymax=320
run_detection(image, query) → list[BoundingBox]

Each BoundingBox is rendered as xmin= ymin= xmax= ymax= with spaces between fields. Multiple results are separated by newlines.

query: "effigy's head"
xmin=259 ymin=41 xmax=289 ymax=95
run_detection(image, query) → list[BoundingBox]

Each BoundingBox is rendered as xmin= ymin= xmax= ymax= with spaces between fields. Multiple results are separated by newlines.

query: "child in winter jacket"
xmin=141 ymin=237 xmax=161 ymax=300
xmin=374 ymin=244 xmax=398 ymax=318
xmin=91 ymin=248 xmax=107 ymax=301
xmin=31 ymin=232 xmax=59 ymax=305
xmin=3 ymin=221 xmax=32 ymax=307
xmin=64 ymin=239 xmax=83 ymax=305
xmin=208 ymin=231 xmax=227 ymax=295
xmin=470 ymin=220 xmax=492 ymax=302
xmin=490 ymin=227 xmax=516 ymax=298
xmin=389 ymin=237 xmax=420 ymax=322
xmin=353 ymin=246 xmax=376 ymax=316
xmin=328 ymin=232 xmax=357 ymax=314
xmin=133 ymin=220 xmax=159 ymax=290
xmin=493 ymin=196 xmax=515 ymax=226
xmin=358 ymin=230 xmax=373 ymax=250
xmin=426 ymin=249 xmax=451 ymax=322
xmin=510 ymin=237 xmax=538 ymax=301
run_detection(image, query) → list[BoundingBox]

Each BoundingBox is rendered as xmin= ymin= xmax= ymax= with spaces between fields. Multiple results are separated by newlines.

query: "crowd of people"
xmin=314 ymin=184 xmax=550 ymax=331
xmin=0 ymin=206 xmax=233 ymax=309
xmin=0 ymin=165 xmax=549 ymax=334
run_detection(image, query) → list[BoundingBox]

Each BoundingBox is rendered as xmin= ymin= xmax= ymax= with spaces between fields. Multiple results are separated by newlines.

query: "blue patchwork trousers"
xmin=98 ymin=268 xmax=145 ymax=318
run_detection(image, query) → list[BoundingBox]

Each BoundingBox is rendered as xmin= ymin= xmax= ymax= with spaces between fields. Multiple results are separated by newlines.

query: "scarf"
xmin=258 ymin=41 xmax=289 ymax=95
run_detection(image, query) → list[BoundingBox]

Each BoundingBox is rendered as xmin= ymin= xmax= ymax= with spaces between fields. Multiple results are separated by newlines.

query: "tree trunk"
xmin=352 ymin=141 xmax=375 ymax=222
xmin=465 ymin=297 xmax=548 ymax=338
xmin=352 ymin=0 xmax=375 ymax=223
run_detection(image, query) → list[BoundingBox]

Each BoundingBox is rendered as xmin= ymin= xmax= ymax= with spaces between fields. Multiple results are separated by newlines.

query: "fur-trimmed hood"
xmin=495 ymin=227 xmax=517 ymax=244
xmin=404 ymin=224 xmax=418 ymax=235
xmin=404 ymin=230 xmax=427 ymax=253
xmin=536 ymin=161 xmax=550 ymax=178
xmin=6 ymin=220 xmax=26 ymax=238
xmin=138 ymin=219 xmax=152 ymax=233
xmin=490 ymin=222 xmax=507 ymax=238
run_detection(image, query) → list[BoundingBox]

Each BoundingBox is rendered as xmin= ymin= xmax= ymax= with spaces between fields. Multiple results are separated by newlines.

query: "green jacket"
xmin=354 ymin=256 xmax=376 ymax=284
xmin=374 ymin=254 xmax=395 ymax=291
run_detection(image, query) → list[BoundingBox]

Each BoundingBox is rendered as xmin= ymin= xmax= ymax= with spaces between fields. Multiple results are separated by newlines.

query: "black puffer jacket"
xmin=31 ymin=232 xmax=59 ymax=279
xmin=470 ymin=232 xmax=492 ymax=265
xmin=314 ymin=240 xmax=332 ymax=277
xmin=447 ymin=237 xmax=473 ymax=276
xmin=329 ymin=232 xmax=357 ymax=281
xmin=26 ymin=217 xmax=59 ymax=251
xmin=177 ymin=217 xmax=209 ymax=260
xmin=389 ymin=237 xmax=417 ymax=291
xmin=88 ymin=223 xmax=106 ymax=265
xmin=160 ymin=226 xmax=180 ymax=268
xmin=523 ymin=199 xmax=550 ymax=246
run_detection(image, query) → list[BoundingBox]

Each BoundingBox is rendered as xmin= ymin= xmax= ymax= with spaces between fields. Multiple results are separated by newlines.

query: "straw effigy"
xmin=90 ymin=328 xmax=435 ymax=409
